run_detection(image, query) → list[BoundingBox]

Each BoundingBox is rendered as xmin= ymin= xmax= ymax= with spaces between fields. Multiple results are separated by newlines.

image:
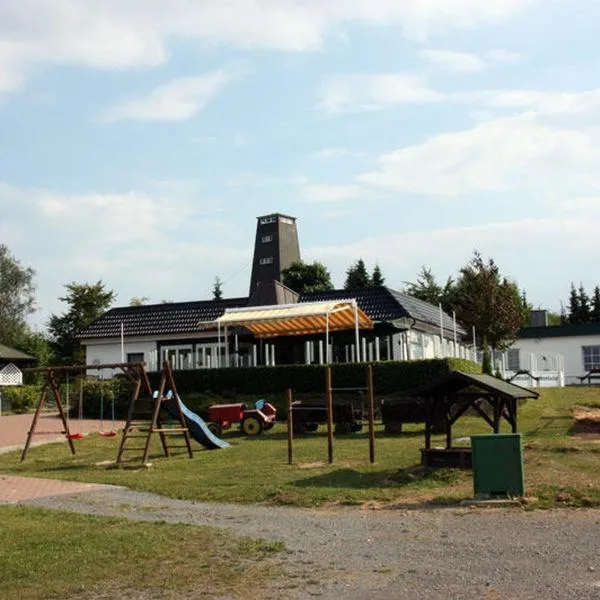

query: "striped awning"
xmin=210 ymin=301 xmax=373 ymax=339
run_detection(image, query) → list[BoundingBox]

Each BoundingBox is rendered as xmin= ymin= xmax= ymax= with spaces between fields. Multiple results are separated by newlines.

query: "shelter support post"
xmin=367 ymin=365 xmax=375 ymax=464
xmin=287 ymin=388 xmax=294 ymax=465
xmin=325 ymin=367 xmax=334 ymax=464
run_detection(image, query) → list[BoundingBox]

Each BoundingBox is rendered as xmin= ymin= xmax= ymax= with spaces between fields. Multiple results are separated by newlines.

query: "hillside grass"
xmin=2 ymin=386 xmax=600 ymax=509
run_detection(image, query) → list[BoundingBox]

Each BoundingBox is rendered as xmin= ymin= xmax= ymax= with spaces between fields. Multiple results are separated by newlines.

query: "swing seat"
xmin=98 ymin=431 xmax=117 ymax=438
xmin=66 ymin=432 xmax=84 ymax=440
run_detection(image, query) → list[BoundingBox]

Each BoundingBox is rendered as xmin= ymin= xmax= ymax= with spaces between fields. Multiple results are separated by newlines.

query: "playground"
xmin=2 ymin=376 xmax=600 ymax=598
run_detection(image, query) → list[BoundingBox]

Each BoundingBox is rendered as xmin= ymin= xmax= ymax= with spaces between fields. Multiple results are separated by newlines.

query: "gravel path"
xmin=14 ymin=486 xmax=600 ymax=600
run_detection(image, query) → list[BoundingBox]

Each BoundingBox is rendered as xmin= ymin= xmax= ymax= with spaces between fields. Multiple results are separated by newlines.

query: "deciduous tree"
xmin=281 ymin=261 xmax=334 ymax=294
xmin=0 ymin=244 xmax=36 ymax=347
xmin=48 ymin=281 xmax=116 ymax=364
xmin=453 ymin=252 xmax=526 ymax=353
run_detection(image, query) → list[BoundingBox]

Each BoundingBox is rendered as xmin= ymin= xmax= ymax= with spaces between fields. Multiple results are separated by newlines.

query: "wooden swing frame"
xmin=20 ymin=362 xmax=152 ymax=461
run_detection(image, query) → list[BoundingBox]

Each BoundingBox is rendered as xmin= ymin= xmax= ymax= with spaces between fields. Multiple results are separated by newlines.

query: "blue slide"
xmin=164 ymin=394 xmax=230 ymax=450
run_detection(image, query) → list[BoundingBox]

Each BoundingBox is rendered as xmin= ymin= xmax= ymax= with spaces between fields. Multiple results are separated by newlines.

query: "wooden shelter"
xmin=402 ymin=371 xmax=539 ymax=467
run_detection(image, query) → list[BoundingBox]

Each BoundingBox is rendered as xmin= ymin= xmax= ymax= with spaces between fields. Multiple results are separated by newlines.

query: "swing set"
xmin=20 ymin=362 xmax=146 ymax=461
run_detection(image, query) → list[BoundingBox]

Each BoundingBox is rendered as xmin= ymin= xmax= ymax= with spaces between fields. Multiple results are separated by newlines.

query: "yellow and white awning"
xmin=211 ymin=300 xmax=373 ymax=338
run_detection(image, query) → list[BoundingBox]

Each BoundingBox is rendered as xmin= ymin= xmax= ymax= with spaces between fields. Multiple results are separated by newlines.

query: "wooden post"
xmin=367 ymin=365 xmax=375 ymax=464
xmin=287 ymin=388 xmax=294 ymax=465
xmin=326 ymin=367 xmax=334 ymax=464
xmin=21 ymin=370 xmax=76 ymax=461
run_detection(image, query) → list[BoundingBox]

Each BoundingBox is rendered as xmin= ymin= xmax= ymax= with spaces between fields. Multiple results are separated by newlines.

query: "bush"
xmin=65 ymin=376 xmax=135 ymax=419
xmin=1 ymin=386 xmax=40 ymax=414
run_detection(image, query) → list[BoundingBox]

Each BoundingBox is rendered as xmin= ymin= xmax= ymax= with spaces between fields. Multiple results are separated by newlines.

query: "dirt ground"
xmin=572 ymin=405 xmax=600 ymax=438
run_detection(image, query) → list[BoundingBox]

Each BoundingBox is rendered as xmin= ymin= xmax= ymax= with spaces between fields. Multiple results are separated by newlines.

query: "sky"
xmin=1 ymin=0 xmax=600 ymax=329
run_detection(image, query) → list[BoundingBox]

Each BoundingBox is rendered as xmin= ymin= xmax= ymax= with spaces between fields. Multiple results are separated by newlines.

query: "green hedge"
xmin=150 ymin=358 xmax=481 ymax=398
xmin=1 ymin=386 xmax=40 ymax=413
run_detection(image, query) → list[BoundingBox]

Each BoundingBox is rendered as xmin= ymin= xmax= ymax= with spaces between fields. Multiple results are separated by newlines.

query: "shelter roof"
xmin=212 ymin=300 xmax=373 ymax=338
xmin=0 ymin=344 xmax=35 ymax=361
xmin=404 ymin=370 xmax=539 ymax=400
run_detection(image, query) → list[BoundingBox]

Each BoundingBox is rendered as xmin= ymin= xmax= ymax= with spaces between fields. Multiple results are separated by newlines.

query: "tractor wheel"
xmin=263 ymin=421 xmax=275 ymax=431
xmin=242 ymin=416 xmax=264 ymax=436
xmin=206 ymin=422 xmax=223 ymax=437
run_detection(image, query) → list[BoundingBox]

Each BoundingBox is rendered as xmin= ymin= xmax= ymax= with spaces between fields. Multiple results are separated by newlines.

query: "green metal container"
xmin=470 ymin=433 xmax=524 ymax=497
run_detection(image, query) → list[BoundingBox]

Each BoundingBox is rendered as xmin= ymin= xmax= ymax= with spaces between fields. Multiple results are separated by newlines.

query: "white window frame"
xmin=261 ymin=234 xmax=273 ymax=243
xmin=259 ymin=256 xmax=274 ymax=265
xmin=582 ymin=345 xmax=600 ymax=371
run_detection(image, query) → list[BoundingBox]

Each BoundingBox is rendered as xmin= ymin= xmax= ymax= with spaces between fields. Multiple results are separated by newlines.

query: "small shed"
xmin=0 ymin=343 xmax=36 ymax=386
xmin=402 ymin=371 xmax=539 ymax=468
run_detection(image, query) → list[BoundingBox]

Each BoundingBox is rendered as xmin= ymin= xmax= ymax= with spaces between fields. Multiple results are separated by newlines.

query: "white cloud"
xmin=101 ymin=71 xmax=233 ymax=122
xmin=419 ymin=49 xmax=486 ymax=73
xmin=357 ymin=87 xmax=600 ymax=196
xmin=309 ymin=210 xmax=600 ymax=309
xmin=0 ymin=0 xmax=540 ymax=92
xmin=486 ymin=49 xmax=524 ymax=64
xmin=0 ymin=181 xmax=248 ymax=326
xmin=300 ymin=184 xmax=362 ymax=203
xmin=419 ymin=48 xmax=524 ymax=73
xmin=311 ymin=148 xmax=352 ymax=159
xmin=319 ymin=73 xmax=443 ymax=114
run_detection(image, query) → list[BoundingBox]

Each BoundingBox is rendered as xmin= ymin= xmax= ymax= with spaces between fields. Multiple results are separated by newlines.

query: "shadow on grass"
xmin=292 ymin=464 xmax=463 ymax=490
xmin=528 ymin=415 xmax=573 ymax=435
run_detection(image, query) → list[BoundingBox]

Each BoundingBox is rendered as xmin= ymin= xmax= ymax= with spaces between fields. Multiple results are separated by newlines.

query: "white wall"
xmin=512 ymin=334 xmax=600 ymax=384
xmin=84 ymin=340 xmax=156 ymax=369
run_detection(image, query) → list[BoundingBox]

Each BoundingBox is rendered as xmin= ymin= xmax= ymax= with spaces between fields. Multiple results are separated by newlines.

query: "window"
xmin=506 ymin=349 xmax=520 ymax=371
xmin=261 ymin=234 xmax=273 ymax=243
xmin=259 ymin=216 xmax=276 ymax=225
xmin=259 ymin=256 xmax=273 ymax=265
xmin=582 ymin=346 xmax=600 ymax=371
xmin=127 ymin=352 xmax=144 ymax=364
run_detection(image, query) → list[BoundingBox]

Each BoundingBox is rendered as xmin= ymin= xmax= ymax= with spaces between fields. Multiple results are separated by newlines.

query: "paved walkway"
xmin=0 ymin=474 xmax=118 ymax=503
xmin=0 ymin=412 xmax=124 ymax=454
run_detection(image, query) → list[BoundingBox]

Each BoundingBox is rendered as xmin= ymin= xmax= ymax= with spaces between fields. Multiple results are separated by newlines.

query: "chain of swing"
xmin=64 ymin=369 xmax=117 ymax=440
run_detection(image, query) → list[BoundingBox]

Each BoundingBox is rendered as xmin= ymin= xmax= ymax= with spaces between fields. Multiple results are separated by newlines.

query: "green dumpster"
xmin=470 ymin=433 xmax=524 ymax=497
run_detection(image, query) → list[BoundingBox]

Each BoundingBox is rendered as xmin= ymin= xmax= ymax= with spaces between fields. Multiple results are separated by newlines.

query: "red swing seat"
xmin=66 ymin=432 xmax=84 ymax=440
xmin=98 ymin=430 xmax=117 ymax=438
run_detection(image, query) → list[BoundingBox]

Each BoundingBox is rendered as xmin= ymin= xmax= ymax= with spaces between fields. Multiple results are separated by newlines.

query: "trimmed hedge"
xmin=150 ymin=358 xmax=481 ymax=397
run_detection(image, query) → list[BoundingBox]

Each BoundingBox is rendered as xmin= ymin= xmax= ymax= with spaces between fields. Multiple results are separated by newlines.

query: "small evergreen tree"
xmin=592 ymin=286 xmax=600 ymax=322
xmin=370 ymin=264 xmax=385 ymax=287
xmin=212 ymin=277 xmax=224 ymax=301
xmin=578 ymin=283 xmax=591 ymax=323
xmin=568 ymin=283 xmax=581 ymax=324
xmin=344 ymin=259 xmax=371 ymax=290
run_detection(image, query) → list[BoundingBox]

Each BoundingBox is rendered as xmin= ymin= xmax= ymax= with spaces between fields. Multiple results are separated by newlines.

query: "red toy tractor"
xmin=206 ymin=400 xmax=277 ymax=437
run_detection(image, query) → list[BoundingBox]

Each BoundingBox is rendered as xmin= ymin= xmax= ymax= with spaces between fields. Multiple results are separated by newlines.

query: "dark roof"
xmin=302 ymin=287 xmax=464 ymax=335
xmin=80 ymin=297 xmax=248 ymax=339
xmin=80 ymin=286 xmax=464 ymax=339
xmin=519 ymin=322 xmax=600 ymax=339
xmin=0 ymin=343 xmax=35 ymax=361
xmin=405 ymin=370 xmax=539 ymax=400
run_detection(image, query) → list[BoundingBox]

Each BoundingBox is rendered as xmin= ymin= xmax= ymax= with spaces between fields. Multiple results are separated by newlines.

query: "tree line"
xmin=1 ymin=238 xmax=591 ymax=372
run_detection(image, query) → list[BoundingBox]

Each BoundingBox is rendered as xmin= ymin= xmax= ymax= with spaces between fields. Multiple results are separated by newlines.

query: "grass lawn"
xmin=2 ymin=386 xmax=600 ymax=509
xmin=0 ymin=506 xmax=284 ymax=600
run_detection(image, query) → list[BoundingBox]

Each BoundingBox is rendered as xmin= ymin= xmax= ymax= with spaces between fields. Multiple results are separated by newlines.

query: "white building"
xmin=506 ymin=322 xmax=600 ymax=385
